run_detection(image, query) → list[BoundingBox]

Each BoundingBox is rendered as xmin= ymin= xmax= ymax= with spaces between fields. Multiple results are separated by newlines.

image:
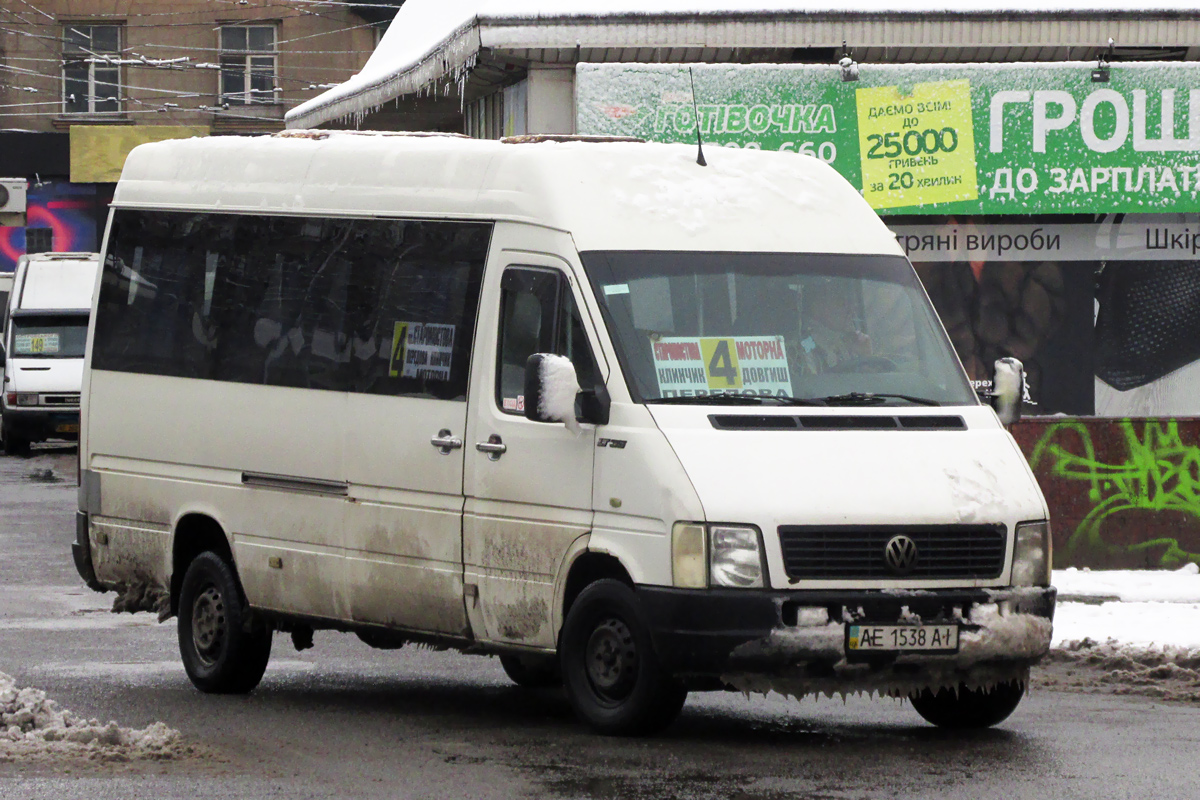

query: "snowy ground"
xmin=1038 ymin=564 xmax=1200 ymax=703
xmin=1053 ymin=563 xmax=1200 ymax=648
xmin=3 ymin=566 xmax=1198 ymax=764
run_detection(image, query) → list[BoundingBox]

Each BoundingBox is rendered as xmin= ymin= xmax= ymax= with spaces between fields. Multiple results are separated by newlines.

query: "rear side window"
xmin=92 ymin=210 xmax=490 ymax=401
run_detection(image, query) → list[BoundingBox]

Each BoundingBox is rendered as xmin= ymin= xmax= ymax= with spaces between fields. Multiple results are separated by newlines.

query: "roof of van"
xmin=20 ymin=252 xmax=98 ymax=263
xmin=14 ymin=253 xmax=99 ymax=312
xmin=113 ymin=132 xmax=903 ymax=256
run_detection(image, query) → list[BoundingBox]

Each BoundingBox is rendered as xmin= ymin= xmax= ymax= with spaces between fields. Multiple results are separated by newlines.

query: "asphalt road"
xmin=1 ymin=446 xmax=1198 ymax=800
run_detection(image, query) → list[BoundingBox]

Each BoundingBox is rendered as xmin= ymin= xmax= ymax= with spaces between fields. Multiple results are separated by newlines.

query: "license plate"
xmin=55 ymin=423 xmax=80 ymax=433
xmin=846 ymin=624 xmax=959 ymax=655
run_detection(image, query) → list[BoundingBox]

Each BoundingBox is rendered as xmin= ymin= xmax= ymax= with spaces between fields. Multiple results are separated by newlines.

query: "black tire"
xmin=909 ymin=679 xmax=1025 ymax=729
xmin=560 ymin=579 xmax=687 ymax=736
xmin=177 ymin=551 xmax=272 ymax=693
xmin=499 ymin=653 xmax=561 ymax=688
xmin=3 ymin=431 xmax=30 ymax=457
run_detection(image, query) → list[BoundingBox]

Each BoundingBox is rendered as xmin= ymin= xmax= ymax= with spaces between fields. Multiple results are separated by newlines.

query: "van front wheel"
xmin=178 ymin=551 xmax=272 ymax=694
xmin=560 ymin=579 xmax=687 ymax=735
xmin=909 ymin=679 xmax=1025 ymax=729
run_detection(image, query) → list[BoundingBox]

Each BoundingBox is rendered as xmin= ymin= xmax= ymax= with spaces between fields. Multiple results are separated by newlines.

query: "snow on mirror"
xmin=992 ymin=357 xmax=1025 ymax=425
xmin=525 ymin=353 xmax=581 ymax=432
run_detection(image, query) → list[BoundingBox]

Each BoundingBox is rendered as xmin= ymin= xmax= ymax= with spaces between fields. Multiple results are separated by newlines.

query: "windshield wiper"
xmin=757 ymin=396 xmax=827 ymax=406
xmin=819 ymin=392 xmax=941 ymax=407
xmin=646 ymin=394 xmax=829 ymax=406
xmin=646 ymin=395 xmax=769 ymax=405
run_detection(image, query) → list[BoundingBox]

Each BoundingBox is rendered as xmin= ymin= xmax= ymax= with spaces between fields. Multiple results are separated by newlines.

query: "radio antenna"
xmin=688 ymin=67 xmax=707 ymax=167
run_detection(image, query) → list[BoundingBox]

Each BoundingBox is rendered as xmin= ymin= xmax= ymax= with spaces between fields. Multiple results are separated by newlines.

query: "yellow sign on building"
xmin=856 ymin=79 xmax=979 ymax=210
xmin=70 ymin=126 xmax=209 ymax=183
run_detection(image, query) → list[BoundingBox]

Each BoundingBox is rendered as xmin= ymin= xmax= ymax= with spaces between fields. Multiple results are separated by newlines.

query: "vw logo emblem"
xmin=884 ymin=535 xmax=918 ymax=575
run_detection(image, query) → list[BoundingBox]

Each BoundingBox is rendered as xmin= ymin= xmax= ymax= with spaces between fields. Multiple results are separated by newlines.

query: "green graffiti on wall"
xmin=1030 ymin=420 xmax=1200 ymax=567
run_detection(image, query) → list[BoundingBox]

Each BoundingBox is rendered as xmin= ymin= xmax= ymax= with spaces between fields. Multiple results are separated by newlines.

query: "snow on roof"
xmin=286 ymin=0 xmax=1200 ymax=129
xmin=114 ymin=133 xmax=903 ymax=256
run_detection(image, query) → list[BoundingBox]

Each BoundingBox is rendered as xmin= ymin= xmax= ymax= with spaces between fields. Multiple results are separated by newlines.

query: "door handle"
xmin=475 ymin=434 xmax=506 ymax=461
xmin=430 ymin=429 xmax=463 ymax=455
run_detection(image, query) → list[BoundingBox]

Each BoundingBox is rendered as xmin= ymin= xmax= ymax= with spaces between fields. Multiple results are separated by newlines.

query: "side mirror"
xmin=991 ymin=357 xmax=1024 ymax=426
xmin=524 ymin=353 xmax=581 ymax=426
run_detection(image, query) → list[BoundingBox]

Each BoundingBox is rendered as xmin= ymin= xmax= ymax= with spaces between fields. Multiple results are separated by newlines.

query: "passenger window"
xmin=92 ymin=210 xmax=491 ymax=401
xmin=496 ymin=268 xmax=599 ymax=415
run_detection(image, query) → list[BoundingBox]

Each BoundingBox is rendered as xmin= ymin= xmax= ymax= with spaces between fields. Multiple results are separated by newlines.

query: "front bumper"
xmin=638 ymin=585 xmax=1056 ymax=695
xmin=2 ymin=405 xmax=80 ymax=442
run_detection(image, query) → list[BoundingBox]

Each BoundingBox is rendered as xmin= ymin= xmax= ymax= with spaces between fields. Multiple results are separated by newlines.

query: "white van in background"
xmin=1 ymin=252 xmax=100 ymax=456
xmin=74 ymin=132 xmax=1054 ymax=736
xmin=0 ymin=272 xmax=13 ymax=331
xmin=0 ymin=271 xmax=10 ymax=443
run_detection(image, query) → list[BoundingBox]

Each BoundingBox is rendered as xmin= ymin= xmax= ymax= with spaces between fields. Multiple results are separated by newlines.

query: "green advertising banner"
xmin=575 ymin=62 xmax=1200 ymax=215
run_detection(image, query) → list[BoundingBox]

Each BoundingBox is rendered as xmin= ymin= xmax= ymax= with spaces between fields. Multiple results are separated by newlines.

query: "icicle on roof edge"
xmin=286 ymin=18 xmax=480 ymax=130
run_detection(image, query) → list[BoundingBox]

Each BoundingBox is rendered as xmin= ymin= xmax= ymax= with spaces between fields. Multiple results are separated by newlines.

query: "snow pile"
xmin=0 ymin=672 xmax=189 ymax=761
xmin=963 ymin=602 xmax=1053 ymax=662
xmin=1038 ymin=566 xmax=1200 ymax=701
xmin=1042 ymin=639 xmax=1200 ymax=702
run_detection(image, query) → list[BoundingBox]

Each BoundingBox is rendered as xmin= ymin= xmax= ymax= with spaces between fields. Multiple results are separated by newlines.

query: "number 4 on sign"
xmin=701 ymin=337 xmax=742 ymax=389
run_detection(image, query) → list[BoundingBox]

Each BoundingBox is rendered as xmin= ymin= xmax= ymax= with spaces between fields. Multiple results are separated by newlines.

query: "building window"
xmin=220 ymin=25 xmax=278 ymax=105
xmin=25 ymin=228 xmax=53 ymax=254
xmin=62 ymin=24 xmax=122 ymax=114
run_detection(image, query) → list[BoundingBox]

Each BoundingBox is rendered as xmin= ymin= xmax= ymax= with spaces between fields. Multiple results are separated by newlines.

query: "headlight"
xmin=16 ymin=393 xmax=38 ymax=406
xmin=1012 ymin=520 xmax=1051 ymax=587
xmin=709 ymin=525 xmax=765 ymax=588
xmin=671 ymin=522 xmax=707 ymax=589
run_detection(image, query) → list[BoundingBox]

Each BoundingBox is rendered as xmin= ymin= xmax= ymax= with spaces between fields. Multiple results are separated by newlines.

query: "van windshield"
xmin=580 ymin=251 xmax=977 ymax=406
xmin=9 ymin=314 xmax=89 ymax=359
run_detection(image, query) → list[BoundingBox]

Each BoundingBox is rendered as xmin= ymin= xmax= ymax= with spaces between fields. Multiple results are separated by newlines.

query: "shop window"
xmin=219 ymin=25 xmax=278 ymax=105
xmin=62 ymin=24 xmax=122 ymax=114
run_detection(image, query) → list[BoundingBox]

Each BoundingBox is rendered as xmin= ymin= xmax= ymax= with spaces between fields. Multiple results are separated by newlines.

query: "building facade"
xmin=0 ymin=0 xmax=383 ymax=267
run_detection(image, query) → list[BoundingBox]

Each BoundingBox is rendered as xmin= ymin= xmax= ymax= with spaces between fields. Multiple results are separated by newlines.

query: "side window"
xmin=495 ymin=267 xmax=599 ymax=415
xmin=92 ymin=210 xmax=490 ymax=401
xmin=346 ymin=219 xmax=488 ymax=401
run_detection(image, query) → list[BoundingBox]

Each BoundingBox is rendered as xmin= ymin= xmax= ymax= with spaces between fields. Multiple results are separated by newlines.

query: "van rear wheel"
xmin=177 ymin=551 xmax=272 ymax=693
xmin=909 ymin=679 xmax=1025 ymax=729
xmin=560 ymin=579 xmax=687 ymax=735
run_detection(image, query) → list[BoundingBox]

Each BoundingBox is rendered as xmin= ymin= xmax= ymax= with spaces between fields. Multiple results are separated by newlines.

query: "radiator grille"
xmin=778 ymin=525 xmax=1006 ymax=580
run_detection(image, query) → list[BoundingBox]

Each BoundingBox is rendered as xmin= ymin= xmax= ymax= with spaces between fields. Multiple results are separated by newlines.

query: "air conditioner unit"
xmin=0 ymin=179 xmax=28 ymax=213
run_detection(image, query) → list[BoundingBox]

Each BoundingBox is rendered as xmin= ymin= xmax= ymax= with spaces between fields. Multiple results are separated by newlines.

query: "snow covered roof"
xmin=114 ymin=132 xmax=903 ymax=255
xmin=285 ymin=0 xmax=1200 ymax=129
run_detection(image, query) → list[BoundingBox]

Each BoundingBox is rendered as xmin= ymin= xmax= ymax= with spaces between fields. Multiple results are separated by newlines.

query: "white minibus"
xmin=75 ymin=131 xmax=1054 ymax=735
xmin=2 ymin=252 xmax=100 ymax=455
